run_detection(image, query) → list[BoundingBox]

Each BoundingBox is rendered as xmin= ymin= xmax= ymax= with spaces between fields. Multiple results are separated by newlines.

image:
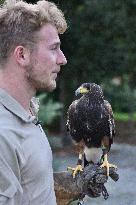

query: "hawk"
xmin=67 ymin=83 xmax=117 ymax=178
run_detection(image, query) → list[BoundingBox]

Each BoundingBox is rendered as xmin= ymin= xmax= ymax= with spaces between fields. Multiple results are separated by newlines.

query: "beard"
xmin=29 ymin=75 xmax=56 ymax=92
xmin=25 ymin=59 xmax=57 ymax=92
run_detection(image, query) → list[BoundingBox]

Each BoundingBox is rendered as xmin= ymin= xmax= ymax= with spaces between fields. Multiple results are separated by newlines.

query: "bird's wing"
xmin=104 ymin=100 xmax=115 ymax=143
xmin=66 ymin=100 xmax=78 ymax=131
xmin=66 ymin=99 xmax=83 ymax=143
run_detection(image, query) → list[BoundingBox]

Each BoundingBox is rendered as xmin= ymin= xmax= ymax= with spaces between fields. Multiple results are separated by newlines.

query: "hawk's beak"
xmin=75 ymin=87 xmax=89 ymax=96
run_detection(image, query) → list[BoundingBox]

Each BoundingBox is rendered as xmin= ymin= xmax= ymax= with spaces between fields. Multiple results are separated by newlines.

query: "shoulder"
xmin=0 ymin=103 xmax=16 ymax=125
xmin=0 ymin=105 xmax=25 ymax=153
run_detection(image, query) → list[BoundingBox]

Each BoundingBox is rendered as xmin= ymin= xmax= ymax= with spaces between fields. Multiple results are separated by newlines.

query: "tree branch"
xmin=54 ymin=164 xmax=119 ymax=205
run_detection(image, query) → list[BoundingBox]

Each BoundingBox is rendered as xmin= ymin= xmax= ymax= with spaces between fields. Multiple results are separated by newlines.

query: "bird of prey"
xmin=66 ymin=83 xmax=117 ymax=178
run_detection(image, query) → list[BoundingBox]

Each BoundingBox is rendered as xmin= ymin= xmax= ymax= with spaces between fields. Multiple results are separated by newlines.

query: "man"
xmin=0 ymin=0 xmax=67 ymax=204
xmin=0 ymin=0 xmax=118 ymax=205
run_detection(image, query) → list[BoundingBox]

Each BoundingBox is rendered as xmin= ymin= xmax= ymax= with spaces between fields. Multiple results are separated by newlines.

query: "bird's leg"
xmin=67 ymin=153 xmax=83 ymax=178
xmin=100 ymin=152 xmax=117 ymax=176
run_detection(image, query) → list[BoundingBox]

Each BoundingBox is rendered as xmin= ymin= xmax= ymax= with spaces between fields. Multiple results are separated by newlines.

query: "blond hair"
xmin=0 ymin=0 xmax=67 ymax=65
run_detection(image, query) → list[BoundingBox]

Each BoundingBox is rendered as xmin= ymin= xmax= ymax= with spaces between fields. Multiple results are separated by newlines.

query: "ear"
xmin=14 ymin=46 xmax=31 ymax=67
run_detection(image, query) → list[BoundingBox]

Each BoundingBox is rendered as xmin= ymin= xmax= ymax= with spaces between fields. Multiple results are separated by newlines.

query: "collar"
xmin=0 ymin=89 xmax=36 ymax=123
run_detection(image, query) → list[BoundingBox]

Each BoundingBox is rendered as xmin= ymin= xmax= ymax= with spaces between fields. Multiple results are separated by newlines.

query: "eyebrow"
xmin=37 ymin=37 xmax=61 ymax=47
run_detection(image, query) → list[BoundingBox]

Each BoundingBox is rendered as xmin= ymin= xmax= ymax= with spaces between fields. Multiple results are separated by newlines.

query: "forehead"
xmin=36 ymin=23 xmax=60 ymax=45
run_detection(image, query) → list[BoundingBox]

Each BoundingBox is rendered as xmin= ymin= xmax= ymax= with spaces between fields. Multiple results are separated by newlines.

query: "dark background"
xmin=2 ymin=0 xmax=136 ymax=140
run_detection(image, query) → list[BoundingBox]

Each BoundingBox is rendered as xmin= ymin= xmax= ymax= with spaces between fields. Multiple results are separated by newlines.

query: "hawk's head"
xmin=75 ymin=83 xmax=103 ymax=99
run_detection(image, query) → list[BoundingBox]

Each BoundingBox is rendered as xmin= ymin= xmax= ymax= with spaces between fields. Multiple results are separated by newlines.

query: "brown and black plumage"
xmin=67 ymin=83 xmax=117 ymax=177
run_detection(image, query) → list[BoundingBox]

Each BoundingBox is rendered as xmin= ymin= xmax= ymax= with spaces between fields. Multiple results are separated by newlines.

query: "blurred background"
xmin=1 ymin=0 xmax=136 ymax=204
xmin=1 ymin=0 xmax=136 ymax=138
xmin=36 ymin=0 xmax=136 ymax=145
xmin=36 ymin=1 xmax=136 ymax=204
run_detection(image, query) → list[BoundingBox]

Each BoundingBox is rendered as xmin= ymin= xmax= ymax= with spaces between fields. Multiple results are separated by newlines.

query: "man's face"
xmin=27 ymin=23 xmax=67 ymax=92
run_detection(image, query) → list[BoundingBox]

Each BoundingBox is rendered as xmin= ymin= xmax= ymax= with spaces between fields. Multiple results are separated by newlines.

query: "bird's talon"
xmin=67 ymin=167 xmax=75 ymax=172
xmin=100 ymin=162 xmax=117 ymax=176
xmin=67 ymin=165 xmax=83 ymax=178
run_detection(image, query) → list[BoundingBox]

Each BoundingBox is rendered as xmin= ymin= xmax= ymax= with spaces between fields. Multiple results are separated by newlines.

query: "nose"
xmin=57 ymin=50 xmax=67 ymax=66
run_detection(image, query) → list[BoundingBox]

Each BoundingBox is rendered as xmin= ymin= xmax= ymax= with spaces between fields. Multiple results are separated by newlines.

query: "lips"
xmin=52 ymin=69 xmax=60 ymax=78
xmin=52 ymin=68 xmax=60 ymax=74
xmin=52 ymin=71 xmax=59 ymax=79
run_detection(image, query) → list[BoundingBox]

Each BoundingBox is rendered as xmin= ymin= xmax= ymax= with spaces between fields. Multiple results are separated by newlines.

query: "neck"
xmin=0 ymin=68 xmax=36 ymax=112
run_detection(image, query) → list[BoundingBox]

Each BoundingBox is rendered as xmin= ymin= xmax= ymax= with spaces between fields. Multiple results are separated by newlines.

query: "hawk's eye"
xmin=85 ymin=84 xmax=90 ymax=90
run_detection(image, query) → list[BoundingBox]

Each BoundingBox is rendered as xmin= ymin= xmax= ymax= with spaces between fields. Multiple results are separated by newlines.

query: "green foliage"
xmin=103 ymin=76 xmax=136 ymax=113
xmin=24 ymin=0 xmax=136 ymax=127
xmin=60 ymin=0 xmax=131 ymax=81
xmin=38 ymin=93 xmax=63 ymax=125
xmin=52 ymin=0 xmax=136 ymax=117
xmin=0 ymin=0 xmax=4 ymax=5
xmin=114 ymin=112 xmax=136 ymax=121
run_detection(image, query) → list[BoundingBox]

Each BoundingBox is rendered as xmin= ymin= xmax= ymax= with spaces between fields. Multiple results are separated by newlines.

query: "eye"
xmin=85 ymin=84 xmax=90 ymax=90
xmin=50 ymin=43 xmax=60 ymax=51
xmin=51 ymin=45 xmax=58 ymax=50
